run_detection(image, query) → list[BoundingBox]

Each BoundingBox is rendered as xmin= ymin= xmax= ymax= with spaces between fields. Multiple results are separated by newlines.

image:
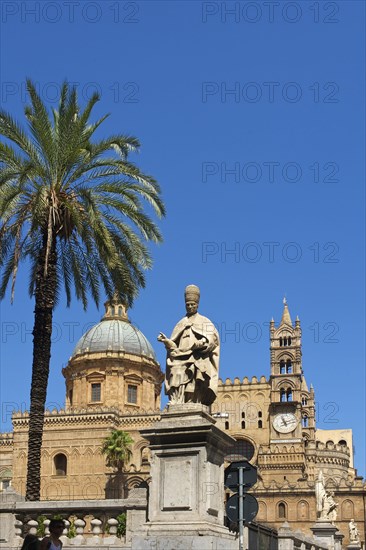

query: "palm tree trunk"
xmin=25 ymin=233 xmax=57 ymax=501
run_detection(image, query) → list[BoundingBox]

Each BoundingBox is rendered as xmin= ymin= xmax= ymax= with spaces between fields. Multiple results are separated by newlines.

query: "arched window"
xmin=286 ymin=359 xmax=292 ymax=373
xmin=288 ymin=337 xmax=291 ymax=345
xmin=279 ymin=337 xmax=283 ymax=346
xmin=225 ymin=439 xmax=255 ymax=462
xmin=54 ymin=454 xmax=67 ymax=476
xmin=302 ymin=416 xmax=308 ymax=428
xmin=118 ymin=306 xmax=123 ymax=316
xmin=241 ymin=420 xmax=246 ymax=429
xmin=284 ymin=337 xmax=287 ymax=346
xmin=302 ymin=396 xmax=307 ymax=405
xmin=286 ymin=388 xmax=292 ymax=402
xmin=297 ymin=500 xmax=309 ymax=520
xmin=280 ymin=389 xmax=286 ymax=402
xmin=338 ymin=439 xmax=347 ymax=447
xmin=241 ymin=412 xmax=245 ymax=419
xmin=280 ymin=360 xmax=285 ymax=374
xmin=225 ymin=421 xmax=229 ymax=430
xmin=258 ymin=411 xmax=262 ymax=418
xmin=258 ymin=420 xmax=262 ymax=428
xmin=278 ymin=502 xmax=287 ymax=519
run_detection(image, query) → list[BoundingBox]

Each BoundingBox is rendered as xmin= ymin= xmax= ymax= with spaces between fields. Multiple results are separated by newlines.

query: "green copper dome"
xmin=72 ymin=301 xmax=157 ymax=361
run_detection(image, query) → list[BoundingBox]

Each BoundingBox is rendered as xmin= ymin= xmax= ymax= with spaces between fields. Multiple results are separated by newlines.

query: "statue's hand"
xmin=192 ymin=340 xmax=207 ymax=351
xmin=158 ymin=333 xmax=177 ymax=351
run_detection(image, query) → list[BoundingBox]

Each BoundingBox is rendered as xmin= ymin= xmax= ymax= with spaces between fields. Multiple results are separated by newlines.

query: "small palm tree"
xmin=101 ymin=430 xmax=134 ymax=498
xmin=0 ymin=80 xmax=164 ymax=500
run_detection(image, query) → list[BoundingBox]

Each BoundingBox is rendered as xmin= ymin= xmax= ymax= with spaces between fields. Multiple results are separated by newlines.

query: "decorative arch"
xmin=341 ymin=499 xmax=354 ymax=519
xmin=277 ymin=501 xmax=287 ymax=519
xmin=222 ymin=394 xmax=233 ymax=401
xmin=127 ymin=475 xmax=145 ymax=489
xmin=54 ymin=453 xmax=67 ymax=476
xmin=254 ymin=391 xmax=266 ymax=399
xmin=297 ymin=500 xmax=309 ymax=520
xmin=71 ymin=448 xmax=80 ymax=459
xmin=225 ymin=438 xmax=255 ymax=462
xmin=238 ymin=393 xmax=250 ymax=401
xmin=18 ymin=451 xmax=26 ymax=461
xmin=277 ymin=351 xmax=295 ymax=361
xmin=277 ymin=379 xmax=296 ymax=390
xmin=257 ymin=501 xmax=267 ymax=521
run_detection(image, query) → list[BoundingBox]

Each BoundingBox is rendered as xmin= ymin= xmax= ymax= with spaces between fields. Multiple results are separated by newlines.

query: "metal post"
xmin=238 ymin=466 xmax=244 ymax=550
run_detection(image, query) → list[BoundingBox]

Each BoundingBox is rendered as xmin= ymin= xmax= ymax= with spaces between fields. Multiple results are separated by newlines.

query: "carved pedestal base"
xmin=310 ymin=520 xmax=338 ymax=550
xmin=133 ymin=404 xmax=237 ymax=550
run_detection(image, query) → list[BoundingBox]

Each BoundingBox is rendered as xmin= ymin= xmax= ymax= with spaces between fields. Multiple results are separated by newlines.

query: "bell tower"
xmin=269 ymin=299 xmax=315 ymax=443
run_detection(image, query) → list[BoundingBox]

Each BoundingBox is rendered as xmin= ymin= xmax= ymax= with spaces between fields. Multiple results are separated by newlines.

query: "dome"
xmin=72 ymin=300 xmax=157 ymax=361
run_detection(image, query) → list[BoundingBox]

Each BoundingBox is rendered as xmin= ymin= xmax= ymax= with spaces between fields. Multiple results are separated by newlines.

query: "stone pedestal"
xmin=334 ymin=530 xmax=344 ymax=550
xmin=133 ymin=404 xmax=237 ymax=550
xmin=347 ymin=543 xmax=362 ymax=550
xmin=310 ymin=520 xmax=338 ymax=550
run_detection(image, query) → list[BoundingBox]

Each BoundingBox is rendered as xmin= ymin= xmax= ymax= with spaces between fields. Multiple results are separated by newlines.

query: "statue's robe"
xmin=165 ymin=312 xmax=219 ymax=405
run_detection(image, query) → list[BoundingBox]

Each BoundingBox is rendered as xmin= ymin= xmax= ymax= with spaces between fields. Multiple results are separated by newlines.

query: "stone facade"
xmin=212 ymin=302 xmax=366 ymax=547
xmin=1 ymin=299 xmax=365 ymax=547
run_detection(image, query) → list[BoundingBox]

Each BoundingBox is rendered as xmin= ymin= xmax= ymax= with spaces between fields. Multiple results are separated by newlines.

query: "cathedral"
xmin=0 ymin=298 xmax=365 ymax=547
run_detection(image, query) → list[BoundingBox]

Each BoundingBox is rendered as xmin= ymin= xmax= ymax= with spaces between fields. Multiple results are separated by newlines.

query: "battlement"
xmin=218 ymin=375 xmax=268 ymax=387
xmin=306 ymin=439 xmax=351 ymax=456
xmin=0 ymin=432 xmax=13 ymax=446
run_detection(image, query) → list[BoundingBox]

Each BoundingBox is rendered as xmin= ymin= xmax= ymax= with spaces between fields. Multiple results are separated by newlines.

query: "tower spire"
xmin=281 ymin=296 xmax=292 ymax=326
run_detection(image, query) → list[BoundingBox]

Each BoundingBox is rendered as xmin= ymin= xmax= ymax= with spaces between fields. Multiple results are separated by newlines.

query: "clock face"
xmin=273 ymin=413 xmax=298 ymax=434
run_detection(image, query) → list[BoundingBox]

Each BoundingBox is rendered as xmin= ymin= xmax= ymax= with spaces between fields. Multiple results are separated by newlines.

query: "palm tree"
xmin=0 ymin=80 xmax=164 ymax=500
xmin=101 ymin=430 xmax=134 ymax=498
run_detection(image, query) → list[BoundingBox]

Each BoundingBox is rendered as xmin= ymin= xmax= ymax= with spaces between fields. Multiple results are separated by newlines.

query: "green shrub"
xmin=116 ymin=513 xmax=127 ymax=537
xmin=36 ymin=515 xmax=47 ymax=537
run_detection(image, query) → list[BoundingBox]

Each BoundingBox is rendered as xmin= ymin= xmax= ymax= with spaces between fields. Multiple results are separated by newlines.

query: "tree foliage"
xmin=101 ymin=429 xmax=134 ymax=470
xmin=0 ymin=80 xmax=164 ymax=500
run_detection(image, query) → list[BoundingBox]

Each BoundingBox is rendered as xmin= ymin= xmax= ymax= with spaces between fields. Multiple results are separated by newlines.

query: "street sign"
xmin=224 ymin=460 xmax=257 ymax=491
xmin=226 ymin=493 xmax=259 ymax=524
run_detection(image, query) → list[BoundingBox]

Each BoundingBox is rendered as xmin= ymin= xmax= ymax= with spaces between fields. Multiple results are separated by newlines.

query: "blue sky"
xmin=0 ymin=1 xmax=365 ymax=477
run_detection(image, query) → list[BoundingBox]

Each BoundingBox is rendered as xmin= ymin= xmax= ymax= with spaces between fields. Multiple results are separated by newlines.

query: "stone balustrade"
xmin=278 ymin=521 xmax=331 ymax=550
xmin=0 ymin=487 xmax=147 ymax=549
xmin=1 ymin=488 xmax=344 ymax=549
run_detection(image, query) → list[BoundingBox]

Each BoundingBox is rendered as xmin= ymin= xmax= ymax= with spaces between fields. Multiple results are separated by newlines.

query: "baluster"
xmin=62 ymin=519 xmax=70 ymax=536
xmin=72 ymin=518 xmax=85 ymax=546
xmin=107 ymin=518 xmax=118 ymax=536
xmin=43 ymin=519 xmax=50 ymax=536
xmin=104 ymin=517 xmax=119 ymax=545
xmin=27 ymin=519 xmax=38 ymax=536
xmin=90 ymin=518 xmax=102 ymax=545
xmin=60 ymin=519 xmax=70 ymax=545
xmin=14 ymin=518 xmax=23 ymax=545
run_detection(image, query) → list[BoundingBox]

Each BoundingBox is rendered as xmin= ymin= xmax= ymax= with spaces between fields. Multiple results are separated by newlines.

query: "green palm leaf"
xmin=0 ymin=80 xmax=165 ymax=500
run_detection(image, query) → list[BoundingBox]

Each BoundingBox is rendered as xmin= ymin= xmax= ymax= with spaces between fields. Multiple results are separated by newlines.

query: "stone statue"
xmin=157 ymin=285 xmax=219 ymax=406
xmin=315 ymin=471 xmax=338 ymax=522
xmin=349 ymin=519 xmax=360 ymax=543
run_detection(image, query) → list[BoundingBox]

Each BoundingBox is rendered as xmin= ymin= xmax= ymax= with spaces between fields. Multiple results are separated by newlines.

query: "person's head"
xmin=21 ymin=534 xmax=39 ymax=550
xmin=49 ymin=519 xmax=65 ymax=536
xmin=185 ymin=285 xmax=200 ymax=316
